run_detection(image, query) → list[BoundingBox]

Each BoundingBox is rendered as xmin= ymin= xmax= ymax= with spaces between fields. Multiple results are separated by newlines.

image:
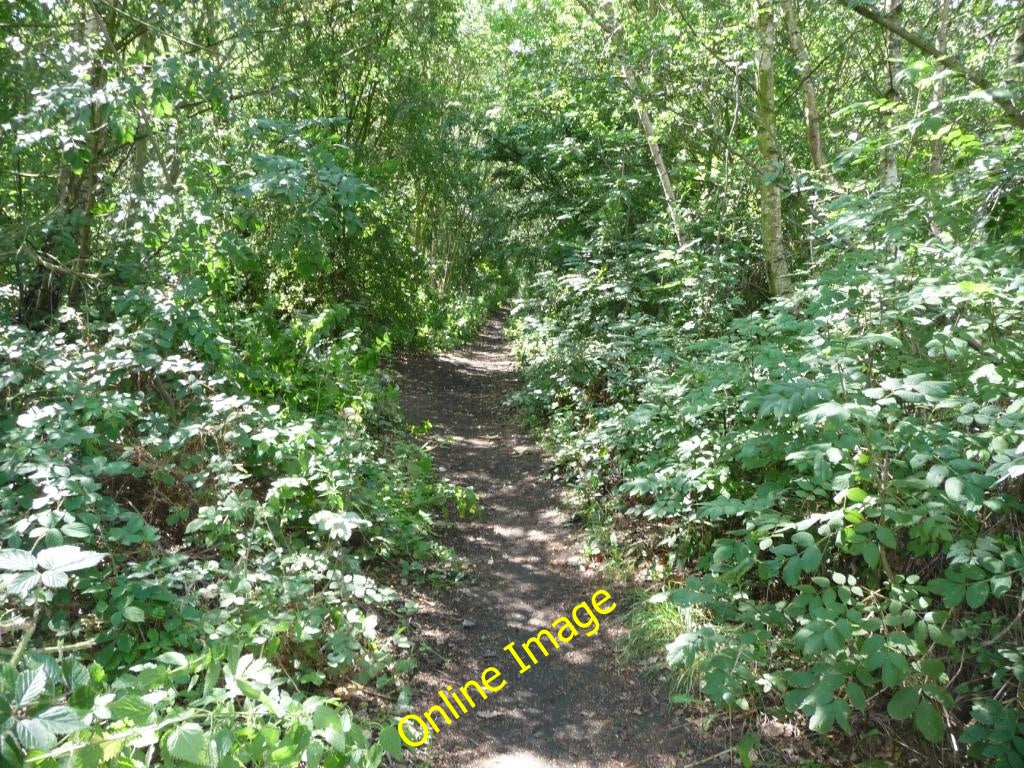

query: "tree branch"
xmin=838 ymin=0 xmax=1024 ymax=129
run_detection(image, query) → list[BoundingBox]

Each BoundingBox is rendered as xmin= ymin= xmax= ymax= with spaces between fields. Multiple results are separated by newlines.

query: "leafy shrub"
xmin=0 ymin=284 xmax=464 ymax=766
xmin=511 ymin=159 xmax=1024 ymax=761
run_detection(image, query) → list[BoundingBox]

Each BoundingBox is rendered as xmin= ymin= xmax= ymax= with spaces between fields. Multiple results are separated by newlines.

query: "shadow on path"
xmin=393 ymin=316 xmax=731 ymax=768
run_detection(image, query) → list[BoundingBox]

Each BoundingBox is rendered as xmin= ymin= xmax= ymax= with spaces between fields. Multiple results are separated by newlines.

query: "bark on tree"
xmin=575 ymin=0 xmax=685 ymax=248
xmin=754 ymin=0 xmax=792 ymax=295
xmin=620 ymin=64 xmax=685 ymax=248
xmin=882 ymin=0 xmax=902 ymax=187
xmin=836 ymin=0 xmax=1024 ymax=129
xmin=19 ymin=8 xmax=109 ymax=325
xmin=1011 ymin=7 xmax=1024 ymax=80
xmin=782 ymin=0 xmax=824 ymax=169
xmin=929 ymin=0 xmax=950 ymax=175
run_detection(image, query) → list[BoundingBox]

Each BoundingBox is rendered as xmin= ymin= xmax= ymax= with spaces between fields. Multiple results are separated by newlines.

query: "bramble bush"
xmin=0 ymin=283 xmax=471 ymax=767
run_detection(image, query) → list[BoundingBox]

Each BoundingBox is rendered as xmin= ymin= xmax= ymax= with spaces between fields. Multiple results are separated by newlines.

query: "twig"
xmin=10 ymin=605 xmax=42 ymax=668
xmin=681 ymin=746 xmax=738 ymax=767
xmin=0 ymin=638 xmax=97 ymax=656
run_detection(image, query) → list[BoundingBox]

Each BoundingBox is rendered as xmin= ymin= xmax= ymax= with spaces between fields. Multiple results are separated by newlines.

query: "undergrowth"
xmin=0 ymin=283 xmax=477 ymax=766
xmin=510 ymin=148 xmax=1024 ymax=765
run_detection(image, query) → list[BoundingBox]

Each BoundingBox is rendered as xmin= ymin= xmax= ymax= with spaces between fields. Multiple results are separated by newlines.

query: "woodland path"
xmin=393 ymin=316 xmax=730 ymax=768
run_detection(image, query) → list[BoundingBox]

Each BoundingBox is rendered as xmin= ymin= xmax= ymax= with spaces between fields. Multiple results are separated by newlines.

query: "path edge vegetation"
xmin=2 ymin=0 xmax=1024 ymax=767
xmin=496 ymin=1 xmax=1024 ymax=766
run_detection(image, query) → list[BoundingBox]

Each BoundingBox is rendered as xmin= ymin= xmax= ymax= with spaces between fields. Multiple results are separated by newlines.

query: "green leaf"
xmin=801 ymin=545 xmax=822 ymax=572
xmin=846 ymin=487 xmax=868 ymax=503
xmin=123 ymin=605 xmax=145 ymax=623
xmin=0 ymin=550 xmax=37 ymax=571
xmin=312 ymin=706 xmax=343 ymax=733
xmin=876 ymin=526 xmax=897 ymax=549
xmin=36 ymin=706 xmax=86 ymax=735
xmin=166 ymin=723 xmax=210 ymax=766
xmin=154 ymin=96 xmax=174 ymax=117
xmin=109 ymin=694 xmax=152 ymax=723
xmin=36 ymin=546 xmax=106 ymax=573
xmin=965 ymin=580 xmax=990 ymax=609
xmin=782 ymin=555 xmax=802 ymax=586
xmin=737 ymin=731 xmax=759 ymax=768
xmin=15 ymin=668 xmax=47 ymax=708
xmin=61 ymin=522 xmax=92 ymax=540
xmin=379 ymin=725 xmax=403 ymax=758
xmin=15 ymin=718 xmax=57 ymax=751
xmin=847 ymin=682 xmax=867 ymax=711
xmin=914 ymin=700 xmax=944 ymax=743
xmin=887 ymin=687 xmax=919 ymax=721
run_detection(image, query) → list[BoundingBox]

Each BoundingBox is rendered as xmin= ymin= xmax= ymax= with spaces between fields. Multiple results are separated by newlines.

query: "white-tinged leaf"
xmin=36 ymin=705 xmax=86 ymax=735
xmin=969 ymin=363 xmax=1003 ymax=385
xmin=61 ymin=522 xmax=92 ymax=539
xmin=156 ymin=651 xmax=189 ymax=667
xmin=37 ymin=546 xmax=106 ymax=573
xmin=41 ymin=570 xmax=69 ymax=589
xmin=309 ymin=510 xmax=370 ymax=541
xmin=15 ymin=668 xmax=48 ymax=707
xmin=944 ymin=476 xmax=964 ymax=501
xmin=15 ymin=718 xmax=57 ymax=751
xmin=123 ymin=605 xmax=145 ymax=622
xmin=6 ymin=571 xmax=41 ymax=598
xmin=925 ymin=464 xmax=949 ymax=487
xmin=0 ymin=549 xmax=37 ymax=571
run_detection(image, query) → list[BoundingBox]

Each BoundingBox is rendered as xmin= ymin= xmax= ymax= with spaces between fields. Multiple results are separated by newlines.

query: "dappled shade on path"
xmin=394 ymin=317 xmax=729 ymax=768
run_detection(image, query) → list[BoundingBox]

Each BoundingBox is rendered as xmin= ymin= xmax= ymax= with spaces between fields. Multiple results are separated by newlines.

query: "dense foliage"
xmin=1 ymin=1 xmax=503 ymax=766
xmin=487 ymin=0 xmax=1024 ymax=764
xmin=3 ymin=0 xmax=1024 ymax=765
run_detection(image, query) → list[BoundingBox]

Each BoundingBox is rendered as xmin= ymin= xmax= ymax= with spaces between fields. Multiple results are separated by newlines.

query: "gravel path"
xmin=393 ymin=316 xmax=730 ymax=768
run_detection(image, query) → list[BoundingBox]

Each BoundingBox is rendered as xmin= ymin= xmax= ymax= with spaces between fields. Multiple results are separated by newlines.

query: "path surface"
xmin=393 ymin=317 xmax=730 ymax=768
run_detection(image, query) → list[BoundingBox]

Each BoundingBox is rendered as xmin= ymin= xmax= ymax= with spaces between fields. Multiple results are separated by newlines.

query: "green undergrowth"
xmin=510 ymin=154 xmax=1024 ymax=764
xmin=620 ymin=597 xmax=704 ymax=703
xmin=0 ymin=283 xmax=480 ymax=767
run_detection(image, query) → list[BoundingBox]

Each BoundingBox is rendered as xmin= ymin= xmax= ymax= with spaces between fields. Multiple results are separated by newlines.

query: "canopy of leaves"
xmin=2 ymin=0 xmax=1024 ymax=765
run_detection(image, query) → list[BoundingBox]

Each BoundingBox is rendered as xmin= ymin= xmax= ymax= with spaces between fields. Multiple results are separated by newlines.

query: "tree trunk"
xmin=754 ymin=0 xmax=791 ymax=296
xmin=929 ymin=0 xmax=950 ymax=175
xmin=19 ymin=9 xmax=108 ymax=325
xmin=620 ymin=64 xmax=685 ymax=248
xmin=1010 ymin=8 xmax=1024 ymax=81
xmin=782 ymin=0 xmax=824 ymax=170
xmin=882 ymin=0 xmax=902 ymax=187
xmin=575 ymin=0 xmax=685 ymax=249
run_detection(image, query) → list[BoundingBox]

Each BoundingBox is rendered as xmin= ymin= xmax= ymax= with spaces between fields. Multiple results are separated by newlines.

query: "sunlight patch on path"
xmin=470 ymin=752 xmax=570 ymax=768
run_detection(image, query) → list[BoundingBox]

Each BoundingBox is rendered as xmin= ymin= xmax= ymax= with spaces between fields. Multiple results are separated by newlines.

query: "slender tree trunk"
xmin=754 ymin=0 xmax=791 ymax=295
xmin=575 ymin=0 xmax=685 ymax=248
xmin=782 ymin=0 xmax=824 ymax=169
xmin=1010 ymin=8 xmax=1024 ymax=82
xmin=929 ymin=0 xmax=950 ymax=174
xmin=882 ymin=0 xmax=902 ymax=187
xmin=620 ymin=64 xmax=685 ymax=248
xmin=19 ymin=9 xmax=108 ymax=325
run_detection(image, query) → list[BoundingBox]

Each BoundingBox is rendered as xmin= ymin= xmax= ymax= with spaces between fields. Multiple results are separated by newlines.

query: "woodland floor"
xmin=393 ymin=316 xmax=733 ymax=768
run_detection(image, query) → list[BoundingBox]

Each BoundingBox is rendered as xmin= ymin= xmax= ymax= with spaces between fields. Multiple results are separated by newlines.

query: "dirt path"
xmin=393 ymin=316 xmax=729 ymax=768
